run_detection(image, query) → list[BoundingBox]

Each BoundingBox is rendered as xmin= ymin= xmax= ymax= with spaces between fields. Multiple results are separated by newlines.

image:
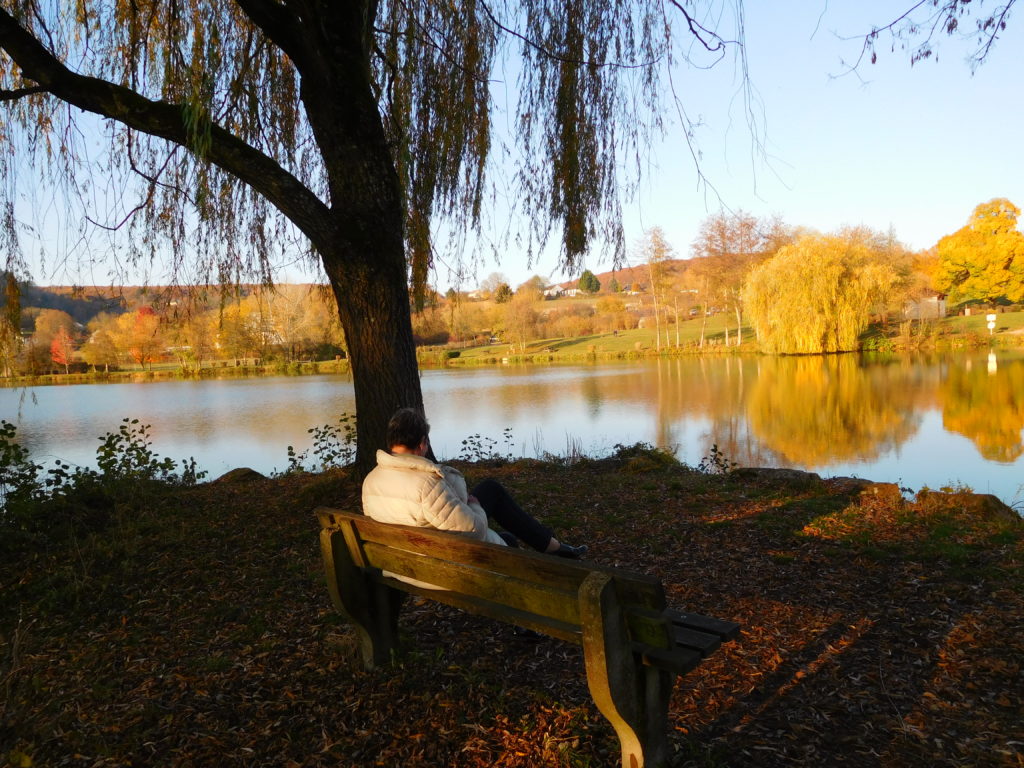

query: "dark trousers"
xmin=470 ymin=478 xmax=553 ymax=552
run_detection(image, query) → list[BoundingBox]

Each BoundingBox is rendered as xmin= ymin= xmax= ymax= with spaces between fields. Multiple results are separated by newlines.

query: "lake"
xmin=3 ymin=351 xmax=1023 ymax=506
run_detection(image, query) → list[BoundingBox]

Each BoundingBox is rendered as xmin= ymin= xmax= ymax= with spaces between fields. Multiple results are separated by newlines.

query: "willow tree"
xmin=742 ymin=232 xmax=898 ymax=354
xmin=0 ymin=2 xmax=744 ymax=470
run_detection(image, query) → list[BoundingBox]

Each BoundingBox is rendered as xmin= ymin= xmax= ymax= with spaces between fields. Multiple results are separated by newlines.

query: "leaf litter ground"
xmin=2 ymin=458 xmax=1022 ymax=767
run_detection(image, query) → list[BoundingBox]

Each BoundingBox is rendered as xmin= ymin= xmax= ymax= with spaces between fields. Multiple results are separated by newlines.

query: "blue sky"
xmin=478 ymin=1 xmax=1024 ymax=290
xmin=18 ymin=2 xmax=1023 ymax=292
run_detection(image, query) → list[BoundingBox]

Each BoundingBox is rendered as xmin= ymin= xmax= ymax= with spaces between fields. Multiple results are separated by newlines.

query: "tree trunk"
xmin=326 ymin=249 xmax=423 ymax=476
xmin=294 ymin=9 xmax=427 ymax=478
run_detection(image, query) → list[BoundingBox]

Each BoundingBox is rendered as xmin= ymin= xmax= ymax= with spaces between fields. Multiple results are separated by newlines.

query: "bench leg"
xmin=579 ymin=572 xmax=674 ymax=768
xmin=320 ymin=528 xmax=406 ymax=668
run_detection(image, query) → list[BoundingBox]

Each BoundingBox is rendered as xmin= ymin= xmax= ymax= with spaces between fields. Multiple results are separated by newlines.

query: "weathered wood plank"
xmin=316 ymin=507 xmax=665 ymax=595
xmin=362 ymin=541 xmax=581 ymax=624
xmin=671 ymin=625 xmax=721 ymax=657
xmin=666 ymin=609 xmax=741 ymax=641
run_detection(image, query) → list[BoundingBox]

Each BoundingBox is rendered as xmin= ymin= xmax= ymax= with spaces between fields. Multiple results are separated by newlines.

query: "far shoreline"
xmin=4 ymin=318 xmax=1024 ymax=389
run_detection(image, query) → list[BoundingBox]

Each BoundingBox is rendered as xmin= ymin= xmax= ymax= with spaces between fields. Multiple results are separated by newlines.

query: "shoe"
xmin=553 ymin=543 xmax=587 ymax=559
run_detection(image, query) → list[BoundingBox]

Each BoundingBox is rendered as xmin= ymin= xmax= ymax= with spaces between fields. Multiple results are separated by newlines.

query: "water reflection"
xmin=941 ymin=352 xmax=1024 ymax=462
xmin=2 ymin=351 xmax=1023 ymax=503
xmin=746 ymin=355 xmax=920 ymax=467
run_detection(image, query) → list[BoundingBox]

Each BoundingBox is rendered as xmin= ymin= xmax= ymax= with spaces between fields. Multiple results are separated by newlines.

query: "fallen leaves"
xmin=1 ymin=459 xmax=1022 ymax=767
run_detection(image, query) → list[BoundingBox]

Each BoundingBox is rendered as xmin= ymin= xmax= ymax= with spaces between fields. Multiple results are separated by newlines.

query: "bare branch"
xmin=0 ymin=85 xmax=46 ymax=101
xmin=667 ymin=0 xmax=741 ymax=54
xmin=840 ymin=0 xmax=1016 ymax=73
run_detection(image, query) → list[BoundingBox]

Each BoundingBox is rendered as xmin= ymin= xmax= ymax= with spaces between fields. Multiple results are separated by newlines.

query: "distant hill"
xmin=1 ymin=280 xmax=126 ymax=325
xmin=0 ymin=277 xmax=315 ymax=327
xmin=555 ymin=259 xmax=691 ymax=292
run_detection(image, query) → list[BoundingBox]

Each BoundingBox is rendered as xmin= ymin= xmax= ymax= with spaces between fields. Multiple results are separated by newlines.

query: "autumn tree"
xmin=689 ymin=210 xmax=789 ymax=346
xmin=215 ymin=301 xmax=261 ymax=362
xmin=636 ymin=227 xmax=674 ymax=351
xmin=411 ymin=303 xmax=449 ymax=346
xmin=479 ymin=273 xmax=510 ymax=299
xmin=0 ymin=272 xmax=18 ymax=377
xmin=49 ymin=326 xmax=74 ymax=373
xmin=300 ymin=288 xmax=347 ymax=358
xmin=935 ymin=198 xmax=1024 ymax=307
xmin=516 ymin=276 xmax=547 ymax=300
xmin=502 ymin=291 xmax=540 ymax=353
xmin=115 ymin=307 xmax=165 ymax=369
xmin=165 ymin=310 xmax=216 ymax=371
xmin=594 ymin=295 xmax=631 ymax=332
xmin=743 ymin=232 xmax=898 ymax=354
xmin=32 ymin=309 xmax=75 ymax=341
xmin=80 ymin=329 xmax=119 ymax=373
xmin=607 ymin=276 xmax=621 ymax=294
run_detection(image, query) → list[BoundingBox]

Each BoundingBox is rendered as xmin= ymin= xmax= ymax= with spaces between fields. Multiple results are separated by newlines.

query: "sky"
xmin=488 ymin=0 xmax=1024 ymax=291
xmin=16 ymin=1 xmax=1024 ymax=293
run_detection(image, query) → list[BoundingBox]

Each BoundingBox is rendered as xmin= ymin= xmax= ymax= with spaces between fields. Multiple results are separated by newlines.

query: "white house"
xmin=904 ymin=293 xmax=947 ymax=320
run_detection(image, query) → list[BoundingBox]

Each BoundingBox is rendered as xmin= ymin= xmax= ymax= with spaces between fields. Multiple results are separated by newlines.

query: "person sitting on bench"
xmin=362 ymin=407 xmax=587 ymax=559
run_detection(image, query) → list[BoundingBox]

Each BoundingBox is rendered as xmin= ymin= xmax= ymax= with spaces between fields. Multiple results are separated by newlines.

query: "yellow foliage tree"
xmin=742 ymin=233 xmax=898 ymax=354
xmin=935 ymin=198 xmax=1024 ymax=306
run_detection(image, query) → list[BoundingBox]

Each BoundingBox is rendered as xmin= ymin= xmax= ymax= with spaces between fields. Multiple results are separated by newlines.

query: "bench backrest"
xmin=316 ymin=507 xmax=675 ymax=648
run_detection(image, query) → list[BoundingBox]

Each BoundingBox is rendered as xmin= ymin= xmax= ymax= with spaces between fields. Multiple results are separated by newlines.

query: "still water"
xmin=3 ymin=351 xmax=1023 ymax=505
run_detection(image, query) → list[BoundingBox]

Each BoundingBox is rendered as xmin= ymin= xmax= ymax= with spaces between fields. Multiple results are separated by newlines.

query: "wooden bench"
xmin=316 ymin=507 xmax=740 ymax=768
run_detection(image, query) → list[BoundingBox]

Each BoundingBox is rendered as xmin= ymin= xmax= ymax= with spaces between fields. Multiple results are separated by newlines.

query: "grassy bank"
xmin=424 ymin=311 xmax=1024 ymax=368
xmin=0 ymin=358 xmax=351 ymax=389
xmin=2 ymin=453 xmax=1022 ymax=767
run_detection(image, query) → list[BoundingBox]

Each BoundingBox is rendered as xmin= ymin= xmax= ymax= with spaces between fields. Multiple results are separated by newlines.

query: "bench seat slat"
xmin=363 ymin=541 xmax=582 ymax=625
xmin=671 ymin=626 xmax=721 ymax=657
xmin=666 ymin=609 xmax=741 ymax=641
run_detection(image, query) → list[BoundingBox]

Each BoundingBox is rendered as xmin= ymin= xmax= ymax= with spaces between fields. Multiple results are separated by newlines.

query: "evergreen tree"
xmin=493 ymin=284 xmax=514 ymax=304
xmin=578 ymin=270 xmax=601 ymax=294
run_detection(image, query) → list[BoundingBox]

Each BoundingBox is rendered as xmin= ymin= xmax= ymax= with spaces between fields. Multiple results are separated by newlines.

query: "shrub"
xmin=1 ymin=419 xmax=206 ymax=557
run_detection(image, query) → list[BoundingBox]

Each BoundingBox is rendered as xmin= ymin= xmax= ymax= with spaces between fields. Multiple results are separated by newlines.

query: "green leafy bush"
xmin=286 ymin=413 xmax=357 ymax=472
xmin=1 ymin=418 xmax=206 ymax=555
xmin=697 ymin=444 xmax=738 ymax=475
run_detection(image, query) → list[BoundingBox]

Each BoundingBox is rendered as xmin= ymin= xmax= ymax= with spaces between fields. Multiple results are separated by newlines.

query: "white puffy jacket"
xmin=362 ymin=449 xmax=506 ymax=548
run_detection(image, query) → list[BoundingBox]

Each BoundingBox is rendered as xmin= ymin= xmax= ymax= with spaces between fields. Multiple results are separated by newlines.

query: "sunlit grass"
xmin=449 ymin=314 xmax=752 ymax=362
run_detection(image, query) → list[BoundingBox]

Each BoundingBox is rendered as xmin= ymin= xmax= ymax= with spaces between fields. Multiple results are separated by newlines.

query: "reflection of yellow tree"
xmin=747 ymin=355 xmax=918 ymax=466
xmin=941 ymin=358 xmax=1024 ymax=462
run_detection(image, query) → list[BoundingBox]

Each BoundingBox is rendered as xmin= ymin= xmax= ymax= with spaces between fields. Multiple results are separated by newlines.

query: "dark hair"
xmin=386 ymin=407 xmax=429 ymax=451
